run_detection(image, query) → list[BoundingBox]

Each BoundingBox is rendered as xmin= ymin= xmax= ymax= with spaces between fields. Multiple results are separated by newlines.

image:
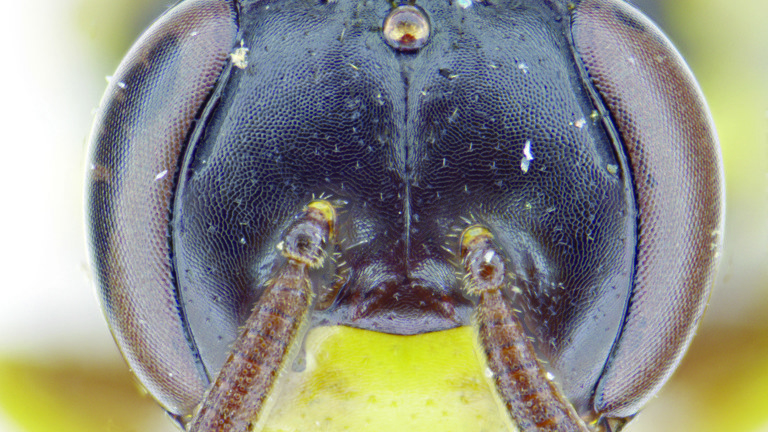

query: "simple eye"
xmin=382 ymin=5 xmax=431 ymax=52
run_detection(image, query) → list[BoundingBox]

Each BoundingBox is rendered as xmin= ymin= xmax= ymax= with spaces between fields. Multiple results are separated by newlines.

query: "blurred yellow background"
xmin=0 ymin=0 xmax=764 ymax=431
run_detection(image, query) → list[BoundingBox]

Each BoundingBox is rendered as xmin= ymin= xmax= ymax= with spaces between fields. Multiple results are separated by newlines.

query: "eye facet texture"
xmin=86 ymin=0 xmax=237 ymax=416
xmin=572 ymin=0 xmax=724 ymax=418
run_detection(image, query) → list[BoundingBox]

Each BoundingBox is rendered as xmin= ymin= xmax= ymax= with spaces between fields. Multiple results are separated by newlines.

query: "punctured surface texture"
xmin=173 ymin=0 xmax=636 ymax=413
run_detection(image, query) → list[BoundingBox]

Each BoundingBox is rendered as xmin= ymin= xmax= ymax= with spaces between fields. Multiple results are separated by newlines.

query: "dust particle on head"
xmin=520 ymin=140 xmax=534 ymax=173
xmin=231 ymin=40 xmax=250 ymax=69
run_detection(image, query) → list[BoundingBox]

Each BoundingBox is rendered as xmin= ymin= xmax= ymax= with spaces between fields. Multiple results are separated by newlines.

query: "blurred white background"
xmin=0 ymin=0 xmax=765 ymax=431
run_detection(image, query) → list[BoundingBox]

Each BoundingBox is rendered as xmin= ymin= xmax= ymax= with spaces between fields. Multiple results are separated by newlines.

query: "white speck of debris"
xmin=546 ymin=372 xmax=555 ymax=381
xmin=573 ymin=118 xmax=586 ymax=128
xmin=627 ymin=56 xmax=636 ymax=65
xmin=457 ymin=0 xmax=472 ymax=8
xmin=523 ymin=140 xmax=533 ymax=159
xmin=518 ymin=62 xmax=529 ymax=74
xmin=521 ymin=140 xmax=534 ymax=173
xmin=117 ymin=81 xmax=126 ymax=89
xmin=606 ymin=164 xmax=618 ymax=174
xmin=105 ymin=75 xmax=113 ymax=84
xmin=231 ymin=40 xmax=249 ymax=69
xmin=190 ymin=31 xmax=198 ymax=37
xmin=154 ymin=170 xmax=168 ymax=181
xmin=485 ymin=367 xmax=494 ymax=378
xmin=483 ymin=250 xmax=495 ymax=263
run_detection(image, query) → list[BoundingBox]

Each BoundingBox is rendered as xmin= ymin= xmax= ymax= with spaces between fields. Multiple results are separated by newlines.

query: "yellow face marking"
xmin=306 ymin=200 xmax=337 ymax=241
xmin=460 ymin=225 xmax=494 ymax=249
xmin=263 ymin=326 xmax=513 ymax=432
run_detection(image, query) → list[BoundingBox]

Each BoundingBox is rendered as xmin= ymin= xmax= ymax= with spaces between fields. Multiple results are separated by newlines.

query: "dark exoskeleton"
xmin=86 ymin=0 xmax=724 ymax=430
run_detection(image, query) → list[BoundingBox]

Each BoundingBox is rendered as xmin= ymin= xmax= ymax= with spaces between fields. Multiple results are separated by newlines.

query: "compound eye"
xmin=382 ymin=5 xmax=430 ymax=52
